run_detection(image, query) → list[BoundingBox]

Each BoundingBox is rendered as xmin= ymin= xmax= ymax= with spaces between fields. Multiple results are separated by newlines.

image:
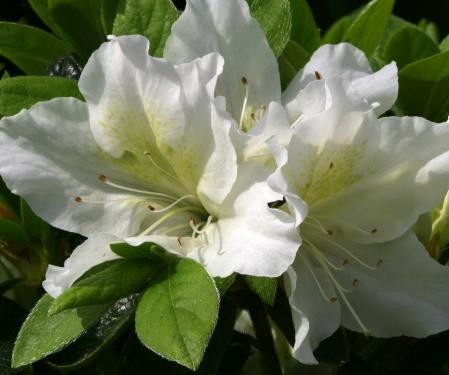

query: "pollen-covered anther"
xmin=370 ymin=228 xmax=378 ymax=234
xmin=342 ymin=259 xmax=349 ymax=267
xmin=241 ymin=76 xmax=248 ymax=85
xmin=329 ymin=297 xmax=338 ymax=303
xmin=251 ymin=113 xmax=256 ymax=120
xmin=314 ymin=70 xmax=322 ymax=80
xmin=189 ymin=217 xmax=197 ymax=226
xmin=329 ymin=162 xmax=334 ymax=169
xmin=377 ymin=259 xmax=384 ymax=268
xmin=352 ymin=279 xmax=359 ymax=288
xmin=147 ymin=204 xmax=155 ymax=211
xmin=143 ymin=150 xmax=151 ymax=156
xmin=99 ymin=174 xmax=107 ymax=182
xmin=326 ymin=229 xmax=334 ymax=235
xmin=74 ymin=196 xmax=82 ymax=203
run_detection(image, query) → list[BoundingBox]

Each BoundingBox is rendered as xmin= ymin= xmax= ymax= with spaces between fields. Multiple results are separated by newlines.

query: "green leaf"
xmin=101 ymin=0 xmax=120 ymax=34
xmin=0 ymin=22 xmax=70 ymax=75
xmin=343 ymin=0 xmax=395 ymax=56
xmin=288 ymin=0 xmax=320 ymax=53
xmin=0 ymin=297 xmax=27 ymax=374
xmin=243 ymin=275 xmax=277 ymax=306
xmin=12 ymin=294 xmax=111 ymax=367
xmin=418 ymin=19 xmax=439 ymax=43
xmin=113 ymin=0 xmax=179 ymax=57
xmin=20 ymin=199 xmax=51 ymax=239
xmin=47 ymin=295 xmax=138 ymax=370
xmin=49 ymin=259 xmax=157 ymax=314
xmin=110 ymin=241 xmax=167 ymax=260
xmin=384 ymin=26 xmax=439 ymax=69
xmin=440 ymin=34 xmax=449 ymax=52
xmin=214 ymin=274 xmax=236 ymax=296
xmin=28 ymin=0 xmax=68 ymax=42
xmin=278 ymin=40 xmax=310 ymax=89
xmin=135 ymin=258 xmax=219 ymax=370
xmin=0 ymin=219 xmax=30 ymax=244
xmin=323 ymin=15 xmax=353 ymax=44
xmin=0 ymin=76 xmax=82 ymax=117
xmin=397 ymin=50 xmax=449 ymax=121
xmin=48 ymin=0 xmax=106 ymax=60
xmin=267 ymin=287 xmax=295 ymax=346
xmin=247 ymin=0 xmax=291 ymax=57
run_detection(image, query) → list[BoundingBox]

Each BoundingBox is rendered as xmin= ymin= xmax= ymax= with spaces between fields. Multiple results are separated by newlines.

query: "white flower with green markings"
xmin=269 ymin=77 xmax=449 ymax=364
xmin=0 ymin=35 xmax=299 ymax=297
xmin=164 ymin=0 xmax=398 ymax=161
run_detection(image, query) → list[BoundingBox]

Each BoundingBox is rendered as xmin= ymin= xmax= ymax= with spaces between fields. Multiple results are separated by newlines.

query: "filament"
xmin=143 ymin=151 xmax=178 ymax=181
xmin=239 ymin=78 xmax=249 ymax=130
xmin=301 ymin=253 xmax=337 ymax=303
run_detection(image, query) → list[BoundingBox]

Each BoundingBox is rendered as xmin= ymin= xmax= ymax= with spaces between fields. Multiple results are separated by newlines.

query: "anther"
xmin=189 ymin=217 xmax=197 ymax=226
xmin=177 ymin=237 xmax=182 ymax=246
xmin=371 ymin=228 xmax=378 ymax=234
xmin=147 ymin=204 xmax=155 ymax=211
xmin=251 ymin=113 xmax=256 ymax=120
xmin=329 ymin=162 xmax=334 ymax=169
xmin=330 ymin=297 xmax=338 ymax=303
xmin=377 ymin=259 xmax=384 ymax=268
xmin=342 ymin=259 xmax=349 ymax=267
xmin=241 ymin=76 xmax=248 ymax=85
xmin=352 ymin=279 xmax=359 ymax=288
xmin=99 ymin=174 xmax=107 ymax=182
xmin=74 ymin=196 xmax=82 ymax=203
xmin=326 ymin=229 xmax=334 ymax=235
xmin=314 ymin=71 xmax=322 ymax=80
xmin=143 ymin=150 xmax=151 ymax=156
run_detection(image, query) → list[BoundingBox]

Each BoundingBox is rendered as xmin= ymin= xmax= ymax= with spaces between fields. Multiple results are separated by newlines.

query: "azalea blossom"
xmin=164 ymin=0 xmax=398 ymax=160
xmin=0 ymin=35 xmax=299 ymax=297
xmin=269 ymin=77 xmax=449 ymax=364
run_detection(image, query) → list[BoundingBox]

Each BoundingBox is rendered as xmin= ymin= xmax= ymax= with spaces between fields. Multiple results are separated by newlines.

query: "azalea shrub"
xmin=2 ymin=0 xmax=449 ymax=374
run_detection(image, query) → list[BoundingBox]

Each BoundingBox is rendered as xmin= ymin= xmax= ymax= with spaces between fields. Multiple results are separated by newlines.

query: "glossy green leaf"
xmin=343 ymin=0 xmax=395 ymax=56
xmin=28 ymin=0 xmax=68 ymax=42
xmin=113 ymin=0 xmax=179 ymax=57
xmin=288 ymin=0 xmax=320 ymax=53
xmin=48 ymin=0 xmax=105 ymax=60
xmin=110 ymin=241 xmax=167 ymax=260
xmin=247 ymin=0 xmax=291 ymax=57
xmin=384 ymin=26 xmax=439 ymax=69
xmin=323 ymin=15 xmax=353 ymax=44
xmin=278 ymin=39 xmax=310 ymax=89
xmin=0 ymin=22 xmax=70 ymax=75
xmin=135 ymin=258 xmax=219 ymax=370
xmin=101 ymin=0 xmax=120 ymax=34
xmin=47 ymin=295 xmax=138 ymax=370
xmin=244 ymin=275 xmax=277 ymax=306
xmin=0 ymin=76 xmax=82 ymax=117
xmin=12 ymin=294 xmax=110 ymax=367
xmin=0 ymin=219 xmax=30 ymax=244
xmin=397 ymin=50 xmax=449 ymax=121
xmin=214 ymin=273 xmax=236 ymax=296
xmin=440 ymin=34 xmax=449 ymax=52
xmin=50 ymin=259 xmax=156 ymax=314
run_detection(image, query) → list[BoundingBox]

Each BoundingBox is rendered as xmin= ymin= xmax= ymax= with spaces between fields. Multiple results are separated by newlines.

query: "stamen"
xmin=139 ymin=206 xmax=204 ymax=236
xmin=177 ymin=237 xmax=182 ymax=246
xmin=314 ymin=71 xmax=322 ymax=80
xmin=149 ymin=194 xmax=197 ymax=214
xmin=342 ymin=259 xmax=349 ymax=267
xmin=239 ymin=77 xmax=249 ymax=130
xmin=318 ymin=234 xmax=377 ymax=270
xmin=98 ymin=174 xmax=178 ymax=201
xmin=302 ymin=254 xmax=337 ymax=303
xmin=143 ymin=151 xmax=178 ymax=181
xmin=376 ymin=259 xmax=384 ymax=268
xmin=291 ymin=113 xmax=304 ymax=129
xmin=161 ymin=223 xmax=191 ymax=235
xmin=352 ymin=279 xmax=359 ymax=288
xmin=311 ymin=246 xmax=370 ymax=335
xmin=314 ymin=215 xmax=375 ymax=235
xmin=304 ymin=217 xmax=332 ymax=236
xmin=371 ymin=228 xmax=378 ymax=234
xmin=304 ymin=240 xmax=345 ymax=272
xmin=148 ymin=204 xmax=155 ymax=211
xmin=74 ymin=196 xmax=82 ymax=203
xmin=329 ymin=162 xmax=334 ymax=169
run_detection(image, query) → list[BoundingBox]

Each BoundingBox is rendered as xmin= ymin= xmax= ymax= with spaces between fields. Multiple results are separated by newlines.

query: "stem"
xmin=248 ymin=296 xmax=283 ymax=375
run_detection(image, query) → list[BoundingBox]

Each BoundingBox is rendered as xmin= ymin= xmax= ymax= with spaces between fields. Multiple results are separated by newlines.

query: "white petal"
xmin=315 ymin=230 xmax=449 ymax=337
xmin=283 ymin=43 xmax=398 ymax=118
xmin=165 ymin=0 xmax=280 ymax=122
xmin=43 ymin=233 xmax=120 ymax=298
xmin=284 ymin=81 xmax=449 ymax=243
xmin=0 ymin=98 xmax=152 ymax=237
xmin=79 ymin=35 xmax=186 ymax=157
xmin=286 ymin=256 xmax=341 ymax=364
xmin=191 ymin=162 xmax=301 ymax=277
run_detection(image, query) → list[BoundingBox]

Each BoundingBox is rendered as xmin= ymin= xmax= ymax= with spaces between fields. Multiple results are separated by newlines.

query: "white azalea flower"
xmin=269 ymin=78 xmax=449 ymax=364
xmin=164 ymin=0 xmax=398 ymax=159
xmin=0 ymin=35 xmax=299 ymax=297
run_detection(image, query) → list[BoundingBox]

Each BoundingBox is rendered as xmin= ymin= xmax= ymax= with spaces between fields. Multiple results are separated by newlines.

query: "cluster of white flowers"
xmin=2 ymin=0 xmax=449 ymax=365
